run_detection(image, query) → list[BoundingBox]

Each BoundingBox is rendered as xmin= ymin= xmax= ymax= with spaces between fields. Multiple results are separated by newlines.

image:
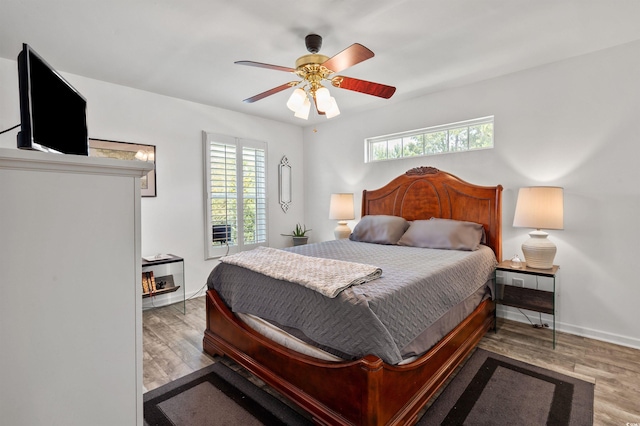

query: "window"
xmin=365 ymin=116 xmax=493 ymax=163
xmin=203 ymin=132 xmax=268 ymax=259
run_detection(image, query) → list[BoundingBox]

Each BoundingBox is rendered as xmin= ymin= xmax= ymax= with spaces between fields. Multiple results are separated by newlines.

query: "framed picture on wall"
xmin=89 ymin=139 xmax=157 ymax=197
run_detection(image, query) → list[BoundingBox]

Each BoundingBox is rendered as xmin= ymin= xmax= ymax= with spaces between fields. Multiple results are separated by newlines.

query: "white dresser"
xmin=0 ymin=148 xmax=152 ymax=426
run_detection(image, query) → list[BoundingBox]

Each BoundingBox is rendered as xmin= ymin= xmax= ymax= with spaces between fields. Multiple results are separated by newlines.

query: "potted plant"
xmin=281 ymin=223 xmax=312 ymax=246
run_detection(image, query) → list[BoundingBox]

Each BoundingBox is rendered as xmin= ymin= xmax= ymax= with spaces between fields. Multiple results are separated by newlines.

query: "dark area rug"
xmin=145 ymin=349 xmax=594 ymax=425
xmin=418 ymin=348 xmax=594 ymax=426
xmin=143 ymin=362 xmax=312 ymax=426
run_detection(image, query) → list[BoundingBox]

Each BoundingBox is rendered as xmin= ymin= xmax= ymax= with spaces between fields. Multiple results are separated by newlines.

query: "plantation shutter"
xmin=241 ymin=145 xmax=267 ymax=245
xmin=204 ymin=132 xmax=268 ymax=258
xmin=209 ymin=140 xmax=238 ymax=246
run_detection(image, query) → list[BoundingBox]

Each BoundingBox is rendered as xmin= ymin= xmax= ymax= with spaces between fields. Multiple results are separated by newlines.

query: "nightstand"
xmin=142 ymin=254 xmax=186 ymax=314
xmin=495 ymin=261 xmax=559 ymax=348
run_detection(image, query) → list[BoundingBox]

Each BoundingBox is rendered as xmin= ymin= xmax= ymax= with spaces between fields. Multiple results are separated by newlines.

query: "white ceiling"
xmin=2 ymin=0 xmax=640 ymax=126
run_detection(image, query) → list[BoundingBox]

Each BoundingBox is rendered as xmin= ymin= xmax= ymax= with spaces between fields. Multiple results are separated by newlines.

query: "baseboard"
xmin=557 ymin=321 xmax=640 ymax=350
xmin=497 ymin=307 xmax=640 ymax=351
xmin=142 ymin=288 xmax=207 ymax=311
xmin=185 ymin=288 xmax=207 ymax=300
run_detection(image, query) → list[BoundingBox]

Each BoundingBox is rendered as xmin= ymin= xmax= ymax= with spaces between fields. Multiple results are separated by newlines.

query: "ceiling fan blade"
xmin=321 ymin=43 xmax=374 ymax=73
xmin=235 ymin=61 xmax=296 ymax=73
xmin=331 ymin=76 xmax=396 ymax=99
xmin=242 ymin=82 xmax=296 ymax=103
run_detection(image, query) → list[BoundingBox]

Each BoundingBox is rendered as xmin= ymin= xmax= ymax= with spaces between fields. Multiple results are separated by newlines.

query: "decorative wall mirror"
xmin=279 ymin=156 xmax=292 ymax=212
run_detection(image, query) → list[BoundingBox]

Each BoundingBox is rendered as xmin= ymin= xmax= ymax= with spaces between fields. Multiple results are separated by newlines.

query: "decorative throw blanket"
xmin=220 ymin=246 xmax=382 ymax=298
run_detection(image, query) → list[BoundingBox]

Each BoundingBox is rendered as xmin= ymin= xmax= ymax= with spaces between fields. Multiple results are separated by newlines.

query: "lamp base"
xmin=521 ymin=230 xmax=556 ymax=269
xmin=334 ymin=221 xmax=351 ymax=240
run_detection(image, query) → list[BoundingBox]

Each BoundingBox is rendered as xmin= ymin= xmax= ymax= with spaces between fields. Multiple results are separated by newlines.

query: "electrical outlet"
xmin=512 ymin=278 xmax=524 ymax=287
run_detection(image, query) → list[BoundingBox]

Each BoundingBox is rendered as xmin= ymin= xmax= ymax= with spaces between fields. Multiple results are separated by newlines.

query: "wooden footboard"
xmin=203 ymin=289 xmax=495 ymax=426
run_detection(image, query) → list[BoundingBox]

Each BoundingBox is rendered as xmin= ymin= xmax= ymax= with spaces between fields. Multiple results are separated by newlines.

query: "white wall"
xmin=0 ymin=57 xmax=305 ymax=300
xmin=3 ymin=38 xmax=639 ymax=350
xmin=302 ymin=40 xmax=640 ymax=349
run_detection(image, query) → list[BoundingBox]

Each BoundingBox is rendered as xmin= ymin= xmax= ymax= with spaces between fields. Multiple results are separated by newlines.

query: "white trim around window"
xmin=203 ymin=132 xmax=268 ymax=259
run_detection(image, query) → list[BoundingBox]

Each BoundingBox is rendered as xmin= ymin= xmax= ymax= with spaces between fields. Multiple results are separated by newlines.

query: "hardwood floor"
xmin=143 ymin=297 xmax=640 ymax=425
xmin=143 ymin=297 xmax=214 ymax=391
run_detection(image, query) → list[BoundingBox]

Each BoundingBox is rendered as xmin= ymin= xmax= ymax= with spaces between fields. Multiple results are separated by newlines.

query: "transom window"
xmin=365 ymin=116 xmax=494 ymax=163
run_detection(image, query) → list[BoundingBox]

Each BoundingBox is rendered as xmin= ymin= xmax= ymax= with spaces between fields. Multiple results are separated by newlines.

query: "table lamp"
xmin=329 ymin=193 xmax=355 ymax=239
xmin=513 ymin=186 xmax=564 ymax=269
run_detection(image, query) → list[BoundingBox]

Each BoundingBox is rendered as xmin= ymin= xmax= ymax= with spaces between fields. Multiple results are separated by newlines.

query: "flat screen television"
xmin=17 ymin=43 xmax=88 ymax=155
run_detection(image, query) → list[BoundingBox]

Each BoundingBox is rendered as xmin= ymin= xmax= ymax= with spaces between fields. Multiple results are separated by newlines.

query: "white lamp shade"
xmin=315 ymin=87 xmax=331 ymax=112
xmin=513 ymin=186 xmax=564 ymax=230
xmin=329 ymin=193 xmax=355 ymax=239
xmin=325 ymin=97 xmax=340 ymax=119
xmin=294 ymin=97 xmax=311 ymax=119
xmin=513 ymin=186 xmax=564 ymax=269
xmin=329 ymin=193 xmax=355 ymax=220
xmin=286 ymin=88 xmax=306 ymax=112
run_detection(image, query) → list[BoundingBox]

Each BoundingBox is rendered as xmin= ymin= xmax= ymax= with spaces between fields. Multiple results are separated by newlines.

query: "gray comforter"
xmin=208 ymin=239 xmax=496 ymax=364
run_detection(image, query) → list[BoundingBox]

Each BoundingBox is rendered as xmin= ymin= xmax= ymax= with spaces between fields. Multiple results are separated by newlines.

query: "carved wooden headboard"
xmin=361 ymin=167 xmax=503 ymax=261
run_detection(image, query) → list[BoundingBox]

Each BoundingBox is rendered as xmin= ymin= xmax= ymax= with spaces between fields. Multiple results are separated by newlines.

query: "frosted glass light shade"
xmin=286 ymin=88 xmax=306 ymax=112
xmin=294 ymin=97 xmax=311 ymax=119
xmin=513 ymin=186 xmax=564 ymax=269
xmin=329 ymin=193 xmax=354 ymax=239
xmin=325 ymin=97 xmax=340 ymax=119
xmin=315 ymin=87 xmax=331 ymax=112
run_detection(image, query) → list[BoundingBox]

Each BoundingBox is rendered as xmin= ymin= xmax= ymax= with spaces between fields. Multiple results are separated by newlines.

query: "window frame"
xmin=364 ymin=116 xmax=494 ymax=163
xmin=203 ymin=132 xmax=268 ymax=259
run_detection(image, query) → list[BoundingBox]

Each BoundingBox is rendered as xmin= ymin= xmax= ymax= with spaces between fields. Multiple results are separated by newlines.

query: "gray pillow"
xmin=349 ymin=215 xmax=410 ymax=245
xmin=397 ymin=218 xmax=486 ymax=251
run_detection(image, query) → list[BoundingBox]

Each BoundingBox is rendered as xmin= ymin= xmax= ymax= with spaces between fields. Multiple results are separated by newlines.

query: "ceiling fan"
xmin=236 ymin=34 xmax=396 ymax=120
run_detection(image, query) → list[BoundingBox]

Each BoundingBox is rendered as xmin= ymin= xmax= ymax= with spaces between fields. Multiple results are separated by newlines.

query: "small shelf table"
xmin=142 ymin=254 xmax=185 ymax=314
xmin=495 ymin=261 xmax=559 ymax=348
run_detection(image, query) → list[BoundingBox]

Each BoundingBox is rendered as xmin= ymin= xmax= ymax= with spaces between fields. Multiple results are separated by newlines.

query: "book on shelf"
xmin=142 ymin=273 xmax=149 ymax=294
xmin=142 ymin=271 xmax=181 ymax=299
xmin=142 ymin=271 xmax=156 ymax=294
xmin=149 ymin=271 xmax=156 ymax=292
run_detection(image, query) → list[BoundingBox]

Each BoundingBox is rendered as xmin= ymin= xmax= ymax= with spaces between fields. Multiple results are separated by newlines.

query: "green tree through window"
xmin=366 ymin=116 xmax=494 ymax=162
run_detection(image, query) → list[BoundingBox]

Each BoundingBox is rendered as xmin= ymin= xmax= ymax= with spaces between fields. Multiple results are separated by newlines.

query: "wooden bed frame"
xmin=203 ymin=167 xmax=502 ymax=425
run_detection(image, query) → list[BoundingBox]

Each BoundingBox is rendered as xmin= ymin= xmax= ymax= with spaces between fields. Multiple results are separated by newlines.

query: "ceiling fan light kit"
xmin=293 ymin=97 xmax=311 ymax=120
xmin=236 ymin=34 xmax=396 ymax=120
xmin=315 ymin=87 xmax=331 ymax=112
xmin=286 ymin=88 xmax=306 ymax=112
xmin=325 ymin=97 xmax=340 ymax=118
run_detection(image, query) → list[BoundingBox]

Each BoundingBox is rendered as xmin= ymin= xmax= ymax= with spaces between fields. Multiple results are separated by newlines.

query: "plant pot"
xmin=292 ymin=236 xmax=308 ymax=246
